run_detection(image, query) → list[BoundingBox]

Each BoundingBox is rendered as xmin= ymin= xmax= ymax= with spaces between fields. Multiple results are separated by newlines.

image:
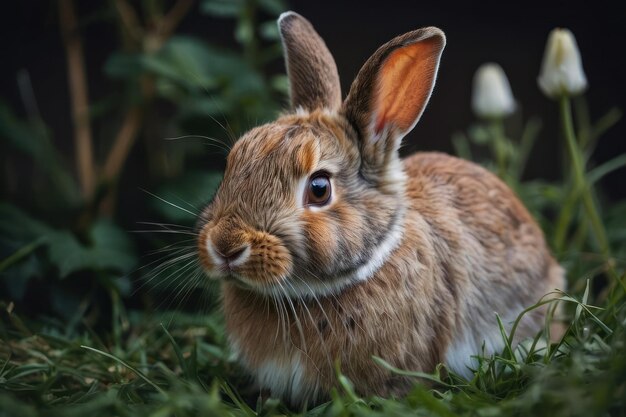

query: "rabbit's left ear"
xmin=343 ymin=28 xmax=445 ymax=155
xmin=279 ymin=12 xmax=342 ymax=111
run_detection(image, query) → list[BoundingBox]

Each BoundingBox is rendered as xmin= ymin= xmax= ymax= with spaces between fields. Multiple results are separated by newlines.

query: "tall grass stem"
xmin=559 ymin=96 xmax=613 ymax=270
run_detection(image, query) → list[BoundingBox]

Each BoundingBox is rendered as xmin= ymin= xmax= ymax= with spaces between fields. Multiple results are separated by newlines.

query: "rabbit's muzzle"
xmin=198 ymin=216 xmax=293 ymax=289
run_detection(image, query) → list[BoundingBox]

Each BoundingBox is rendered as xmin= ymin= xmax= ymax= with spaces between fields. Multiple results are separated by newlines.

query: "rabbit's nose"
xmin=211 ymin=241 xmax=250 ymax=267
xmin=217 ymin=245 xmax=248 ymax=263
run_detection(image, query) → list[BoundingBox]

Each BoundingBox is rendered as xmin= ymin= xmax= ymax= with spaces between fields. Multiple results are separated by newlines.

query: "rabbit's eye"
xmin=305 ymin=173 xmax=331 ymax=206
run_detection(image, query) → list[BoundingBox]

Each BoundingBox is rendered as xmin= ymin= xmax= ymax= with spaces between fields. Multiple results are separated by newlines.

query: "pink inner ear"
xmin=373 ymin=37 xmax=441 ymax=135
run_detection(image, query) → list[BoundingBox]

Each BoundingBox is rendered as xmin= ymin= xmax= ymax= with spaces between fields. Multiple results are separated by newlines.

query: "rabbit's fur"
xmin=197 ymin=11 xmax=565 ymax=406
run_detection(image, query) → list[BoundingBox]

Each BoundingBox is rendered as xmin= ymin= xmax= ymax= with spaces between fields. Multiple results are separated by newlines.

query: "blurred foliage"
xmin=0 ymin=0 xmax=287 ymax=321
xmin=1 ymin=0 xmax=626 ymax=416
xmin=453 ymin=97 xmax=626 ymax=286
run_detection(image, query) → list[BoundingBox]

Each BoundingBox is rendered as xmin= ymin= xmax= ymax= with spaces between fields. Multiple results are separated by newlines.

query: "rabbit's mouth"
xmin=197 ymin=220 xmax=295 ymax=290
xmin=223 ymin=274 xmax=255 ymax=290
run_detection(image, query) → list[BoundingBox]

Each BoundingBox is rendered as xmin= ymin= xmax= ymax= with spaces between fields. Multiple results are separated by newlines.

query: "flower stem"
xmin=489 ymin=118 xmax=507 ymax=179
xmin=559 ymin=96 xmax=610 ymax=258
xmin=553 ymin=183 xmax=578 ymax=252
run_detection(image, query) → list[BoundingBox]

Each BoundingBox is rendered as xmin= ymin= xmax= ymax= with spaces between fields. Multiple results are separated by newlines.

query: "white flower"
xmin=538 ymin=28 xmax=588 ymax=98
xmin=471 ymin=63 xmax=516 ymax=119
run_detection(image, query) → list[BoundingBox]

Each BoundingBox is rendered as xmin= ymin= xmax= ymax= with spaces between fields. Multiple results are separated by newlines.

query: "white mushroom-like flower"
xmin=537 ymin=28 xmax=588 ymax=98
xmin=471 ymin=63 xmax=516 ymax=119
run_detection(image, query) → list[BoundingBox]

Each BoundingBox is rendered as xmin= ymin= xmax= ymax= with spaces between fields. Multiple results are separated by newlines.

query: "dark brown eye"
xmin=305 ymin=173 xmax=331 ymax=206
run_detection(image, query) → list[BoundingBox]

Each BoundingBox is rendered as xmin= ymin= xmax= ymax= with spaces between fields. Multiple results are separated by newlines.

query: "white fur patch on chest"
xmin=229 ymin=327 xmax=318 ymax=405
xmin=255 ymin=353 xmax=317 ymax=404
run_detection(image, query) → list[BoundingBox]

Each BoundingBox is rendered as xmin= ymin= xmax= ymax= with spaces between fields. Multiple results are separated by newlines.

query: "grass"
xmin=0 ymin=281 xmax=624 ymax=416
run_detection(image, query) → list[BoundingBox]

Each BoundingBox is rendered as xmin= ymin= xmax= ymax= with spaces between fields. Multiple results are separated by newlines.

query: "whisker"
xmin=134 ymin=252 xmax=197 ymax=295
xmin=164 ymin=135 xmax=232 ymax=152
xmin=222 ymin=116 xmax=237 ymax=146
xmin=140 ymin=188 xmax=199 ymax=218
xmin=291 ymin=274 xmax=336 ymax=336
xmin=145 ymin=240 xmax=197 ymax=256
xmin=130 ymin=229 xmax=199 ymax=236
xmin=153 ymin=258 xmax=201 ymax=310
xmin=136 ymin=221 xmax=195 ymax=230
xmin=298 ymin=265 xmax=366 ymax=335
xmin=299 ymin=265 xmax=343 ymax=306
xmin=167 ymin=267 xmax=204 ymax=324
xmin=279 ymin=281 xmax=307 ymax=353
xmin=138 ymin=245 xmax=196 ymax=271
xmin=271 ymin=287 xmax=288 ymax=345
xmin=282 ymin=280 xmax=324 ymax=376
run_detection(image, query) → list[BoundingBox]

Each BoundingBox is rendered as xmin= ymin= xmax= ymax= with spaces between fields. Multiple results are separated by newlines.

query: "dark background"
xmin=1 ymin=0 xmax=625 ymax=199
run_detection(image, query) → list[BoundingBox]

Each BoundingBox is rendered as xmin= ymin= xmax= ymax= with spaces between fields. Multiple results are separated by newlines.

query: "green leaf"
xmin=0 ymin=203 xmax=52 ymax=241
xmin=106 ymin=37 xmax=237 ymax=91
xmin=46 ymin=220 xmax=136 ymax=278
xmin=103 ymin=52 xmax=144 ymax=80
xmin=257 ymin=0 xmax=287 ymax=15
xmin=177 ymin=96 xmax=234 ymax=119
xmin=0 ymin=102 xmax=80 ymax=205
xmin=0 ymin=241 xmax=43 ymax=300
xmin=270 ymin=74 xmax=289 ymax=95
xmin=232 ymin=71 xmax=267 ymax=98
xmin=0 ymin=204 xmax=138 ymax=281
xmin=142 ymin=43 xmax=216 ymax=90
xmin=259 ymin=20 xmax=280 ymax=40
xmin=200 ymin=0 xmax=245 ymax=17
xmin=0 ymin=238 xmax=44 ymax=274
xmin=0 ymin=204 xmax=51 ymax=291
xmin=143 ymin=36 xmax=257 ymax=93
xmin=235 ymin=20 xmax=254 ymax=46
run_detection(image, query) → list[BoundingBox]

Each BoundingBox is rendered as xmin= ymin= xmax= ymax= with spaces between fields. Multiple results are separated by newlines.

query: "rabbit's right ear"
xmin=278 ymin=12 xmax=342 ymax=111
xmin=342 ymin=28 xmax=445 ymax=183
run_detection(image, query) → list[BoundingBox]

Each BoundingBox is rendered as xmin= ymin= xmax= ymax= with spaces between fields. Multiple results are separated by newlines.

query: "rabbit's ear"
xmin=342 ymin=28 xmax=445 ymax=163
xmin=278 ymin=12 xmax=341 ymax=111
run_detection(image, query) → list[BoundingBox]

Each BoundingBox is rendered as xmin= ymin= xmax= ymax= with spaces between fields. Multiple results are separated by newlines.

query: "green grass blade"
xmin=372 ymin=356 xmax=455 ymax=388
xmin=81 ymin=345 xmax=167 ymax=398
xmin=587 ymin=153 xmax=626 ymax=186
xmin=218 ymin=379 xmax=256 ymax=417
xmin=160 ymin=323 xmax=190 ymax=380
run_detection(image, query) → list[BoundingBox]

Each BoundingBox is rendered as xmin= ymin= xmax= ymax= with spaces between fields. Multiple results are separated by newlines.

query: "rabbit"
xmin=196 ymin=11 xmax=565 ymax=407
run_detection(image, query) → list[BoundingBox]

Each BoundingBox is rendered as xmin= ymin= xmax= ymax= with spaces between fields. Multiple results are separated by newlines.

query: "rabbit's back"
xmin=403 ymin=151 xmax=564 ymax=376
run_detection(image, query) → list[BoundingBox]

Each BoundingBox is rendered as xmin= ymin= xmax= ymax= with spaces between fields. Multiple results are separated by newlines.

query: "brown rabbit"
xmin=197 ymin=11 xmax=565 ymax=406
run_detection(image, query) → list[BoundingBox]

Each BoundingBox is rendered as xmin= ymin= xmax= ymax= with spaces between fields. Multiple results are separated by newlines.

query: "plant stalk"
xmin=489 ymin=118 xmax=508 ymax=179
xmin=559 ymin=96 xmax=610 ymax=258
xmin=59 ymin=0 xmax=96 ymax=201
